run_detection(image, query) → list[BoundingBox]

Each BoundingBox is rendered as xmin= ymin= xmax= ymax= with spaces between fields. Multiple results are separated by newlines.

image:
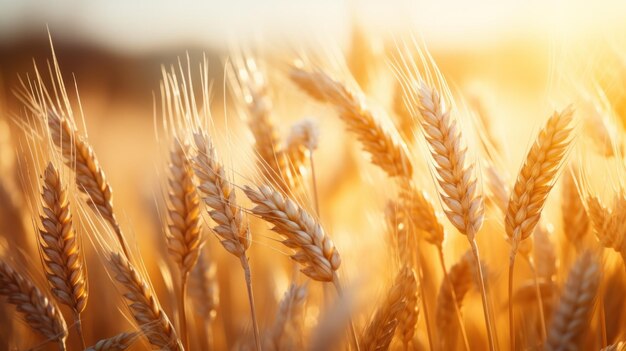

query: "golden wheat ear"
xmin=0 ymin=260 xmax=68 ymax=350
xmin=244 ymin=184 xmax=341 ymax=282
xmin=289 ymin=65 xmax=413 ymax=180
xmin=108 ymin=252 xmax=183 ymax=351
xmin=38 ymin=162 xmax=88 ymax=347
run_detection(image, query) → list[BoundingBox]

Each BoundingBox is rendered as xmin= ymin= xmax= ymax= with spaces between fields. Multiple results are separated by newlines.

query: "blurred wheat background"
xmin=1 ymin=0 xmax=626 ymax=350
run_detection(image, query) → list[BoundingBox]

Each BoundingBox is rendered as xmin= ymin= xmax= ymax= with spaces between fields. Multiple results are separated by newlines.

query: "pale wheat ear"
xmin=546 ymin=251 xmax=600 ymax=351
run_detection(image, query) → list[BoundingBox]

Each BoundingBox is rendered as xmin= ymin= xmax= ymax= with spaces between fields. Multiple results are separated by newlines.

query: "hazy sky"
xmin=0 ymin=0 xmax=624 ymax=53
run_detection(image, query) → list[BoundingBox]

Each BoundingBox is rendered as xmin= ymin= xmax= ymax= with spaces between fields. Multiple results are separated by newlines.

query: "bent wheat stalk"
xmin=47 ymin=110 xmax=131 ymax=259
xmin=0 ymin=260 xmax=68 ymax=350
xmin=505 ymin=107 xmax=574 ymax=349
xmin=38 ymin=162 xmax=88 ymax=348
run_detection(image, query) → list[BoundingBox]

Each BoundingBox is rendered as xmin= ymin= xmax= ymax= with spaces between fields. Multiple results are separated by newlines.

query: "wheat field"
xmin=0 ymin=22 xmax=626 ymax=351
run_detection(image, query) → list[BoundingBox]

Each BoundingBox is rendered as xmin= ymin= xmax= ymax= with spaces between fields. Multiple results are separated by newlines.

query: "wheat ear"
xmin=602 ymin=342 xmax=626 ymax=351
xmin=587 ymin=193 xmax=626 ymax=260
xmin=85 ymin=331 xmax=138 ymax=351
xmin=108 ymin=252 xmax=183 ymax=351
xmin=266 ymin=283 xmax=308 ymax=350
xmin=189 ymin=250 xmax=218 ymax=350
xmin=191 ymin=130 xmax=261 ymax=351
xmin=38 ymin=162 xmax=88 ymax=347
xmin=395 ymin=266 xmax=419 ymax=349
xmin=0 ymin=260 xmax=68 ymax=350
xmin=435 ymin=251 xmax=474 ymax=350
xmin=360 ymin=266 xmax=412 ymax=351
xmin=546 ymin=251 xmax=600 ymax=351
xmin=244 ymin=184 xmax=341 ymax=282
xmin=290 ymin=66 xmax=413 ymax=179
xmin=47 ymin=110 xmax=131 ymax=258
xmin=506 ymin=107 xmax=574 ymax=349
xmin=416 ymin=82 xmax=484 ymax=239
xmin=166 ymin=138 xmax=203 ymax=350
xmin=561 ymin=166 xmax=589 ymax=251
xmin=234 ymin=58 xmax=292 ymax=193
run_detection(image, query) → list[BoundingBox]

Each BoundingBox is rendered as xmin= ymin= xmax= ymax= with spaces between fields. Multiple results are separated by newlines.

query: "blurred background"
xmin=1 ymin=1 xmax=626 ymax=349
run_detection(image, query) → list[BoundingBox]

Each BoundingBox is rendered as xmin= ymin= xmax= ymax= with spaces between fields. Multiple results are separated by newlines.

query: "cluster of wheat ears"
xmin=0 ymin=37 xmax=625 ymax=351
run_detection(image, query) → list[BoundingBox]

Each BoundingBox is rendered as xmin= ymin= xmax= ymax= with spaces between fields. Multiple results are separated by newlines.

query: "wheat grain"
xmin=109 ymin=252 xmax=183 ymax=351
xmin=0 ymin=260 xmax=68 ymax=350
xmin=546 ymin=251 xmax=600 ymax=351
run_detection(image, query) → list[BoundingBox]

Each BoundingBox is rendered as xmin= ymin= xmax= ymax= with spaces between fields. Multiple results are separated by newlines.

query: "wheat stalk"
xmin=505 ymin=107 xmax=574 ymax=349
xmin=85 ymin=331 xmax=138 ymax=351
xmin=0 ymin=260 xmax=68 ymax=350
xmin=416 ymin=82 xmax=484 ymax=239
xmin=191 ymin=130 xmax=261 ymax=351
xmin=38 ymin=162 xmax=88 ymax=347
xmin=546 ymin=251 xmax=600 ymax=351
xmin=413 ymin=80 xmax=495 ymax=350
xmin=166 ymin=138 xmax=204 ymax=350
xmin=47 ymin=110 xmax=131 ymax=258
xmin=290 ymin=65 xmax=413 ymax=179
xmin=108 ymin=252 xmax=183 ymax=351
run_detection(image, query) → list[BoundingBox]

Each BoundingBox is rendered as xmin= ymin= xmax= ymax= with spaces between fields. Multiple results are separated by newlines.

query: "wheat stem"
xmin=529 ymin=261 xmax=547 ymax=343
xmin=332 ymin=273 xmax=360 ymax=351
xmin=437 ymin=248 xmax=470 ymax=351
xmin=470 ymin=238 xmax=497 ymax=351
xmin=240 ymin=255 xmax=261 ymax=351
xmin=179 ymin=272 xmax=190 ymax=351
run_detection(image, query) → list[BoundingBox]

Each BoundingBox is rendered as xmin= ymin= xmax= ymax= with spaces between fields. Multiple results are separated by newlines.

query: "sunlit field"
xmin=1 ymin=1 xmax=626 ymax=350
